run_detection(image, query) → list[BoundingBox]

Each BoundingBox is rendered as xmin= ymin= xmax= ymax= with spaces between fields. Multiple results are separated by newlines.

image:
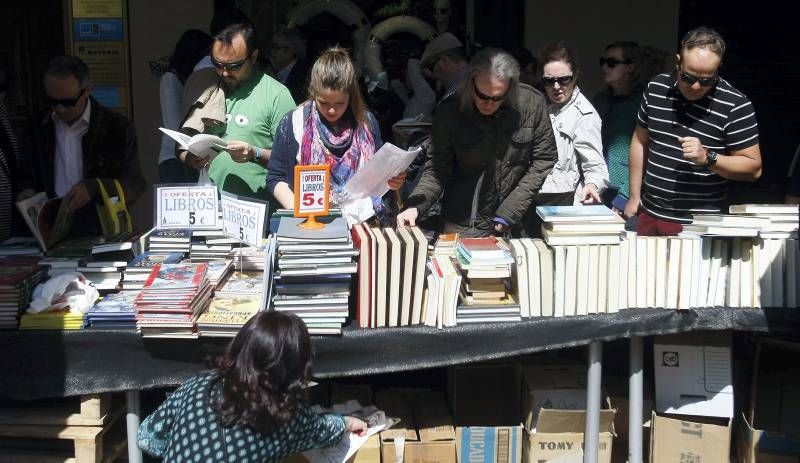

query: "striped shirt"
xmin=637 ymin=73 xmax=759 ymax=223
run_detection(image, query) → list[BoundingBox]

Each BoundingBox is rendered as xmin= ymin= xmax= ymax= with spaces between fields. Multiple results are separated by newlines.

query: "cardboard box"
xmin=448 ymin=362 xmax=522 ymax=426
xmin=457 ymin=426 xmax=523 ymax=463
xmin=654 ymin=332 xmax=733 ymax=418
xmin=282 ymin=433 xmax=380 ymax=463
xmin=521 ymin=364 xmax=587 ymax=430
xmin=649 ymin=412 xmax=730 ymax=463
xmin=523 ymin=409 xmax=615 ymax=463
xmin=605 ymin=376 xmax=653 ymax=444
xmin=377 ymin=389 xmax=456 ymax=463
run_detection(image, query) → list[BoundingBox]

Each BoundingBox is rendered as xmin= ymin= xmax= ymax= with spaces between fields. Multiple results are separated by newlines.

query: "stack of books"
xmin=134 ymin=262 xmax=211 ymax=338
xmin=19 ymin=310 xmax=85 ymax=330
xmin=685 ymin=214 xmax=769 ymax=237
xmin=537 ymin=205 xmax=624 ymax=245
xmin=432 ymin=233 xmax=459 ymax=257
xmin=147 ymin=229 xmax=192 ymax=255
xmin=729 ymin=204 xmax=799 ymax=239
xmin=197 ymin=248 xmax=271 ymax=337
xmin=85 ymin=291 xmax=138 ymax=329
xmin=351 ymin=225 xmax=428 ymax=328
xmin=228 ymin=246 xmax=267 ymax=271
xmin=190 ymin=228 xmax=238 ymax=261
xmin=76 ymin=261 xmax=125 ymax=292
xmin=121 ymin=251 xmax=184 ymax=292
xmin=0 ymin=256 xmax=45 ymax=329
xmin=273 ymin=217 xmax=356 ymax=335
xmin=0 ymin=237 xmax=41 ymax=257
xmin=453 ymin=237 xmax=518 ymax=325
xmin=39 ymin=257 xmax=80 ymax=278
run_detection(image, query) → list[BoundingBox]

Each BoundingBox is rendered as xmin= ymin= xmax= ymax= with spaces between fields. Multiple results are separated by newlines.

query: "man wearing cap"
xmin=18 ymin=55 xmax=145 ymax=236
xmin=179 ymin=22 xmax=295 ymax=202
xmin=420 ymin=32 xmax=468 ymax=101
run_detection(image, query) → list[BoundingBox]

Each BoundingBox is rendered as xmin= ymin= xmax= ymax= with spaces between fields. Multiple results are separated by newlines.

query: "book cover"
xmin=409 ymin=226 xmax=428 ymax=325
xmin=396 ymin=227 xmax=415 ymax=327
xmin=16 ymin=192 xmax=73 ymax=252
xmin=536 ymin=205 xmax=618 ymax=222
xmin=143 ymin=262 xmax=208 ymax=290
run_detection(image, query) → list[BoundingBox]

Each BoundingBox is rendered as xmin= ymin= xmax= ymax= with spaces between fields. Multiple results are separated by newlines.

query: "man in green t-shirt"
xmin=183 ymin=22 xmax=296 ymax=202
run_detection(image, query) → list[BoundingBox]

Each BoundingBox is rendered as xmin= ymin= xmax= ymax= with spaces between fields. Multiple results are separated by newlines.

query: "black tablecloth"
xmin=1 ymin=307 xmax=798 ymax=399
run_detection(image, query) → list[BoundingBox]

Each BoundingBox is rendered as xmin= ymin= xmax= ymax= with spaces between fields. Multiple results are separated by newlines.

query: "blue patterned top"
xmin=138 ymin=372 xmax=346 ymax=462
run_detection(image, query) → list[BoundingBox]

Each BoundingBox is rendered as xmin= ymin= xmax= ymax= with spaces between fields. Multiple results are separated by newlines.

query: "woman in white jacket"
xmin=536 ymin=42 xmax=609 ymax=206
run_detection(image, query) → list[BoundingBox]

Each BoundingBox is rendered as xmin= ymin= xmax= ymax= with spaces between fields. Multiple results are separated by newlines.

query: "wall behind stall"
xmin=524 ymin=0 xmax=680 ymax=99
xmin=127 ymin=0 xmax=214 ymax=231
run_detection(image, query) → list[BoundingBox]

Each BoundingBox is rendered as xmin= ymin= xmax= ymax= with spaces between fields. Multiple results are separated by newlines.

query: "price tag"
xmin=155 ymin=185 xmax=219 ymax=229
xmin=220 ymin=193 xmax=268 ymax=248
xmin=293 ymin=165 xmax=330 ymax=217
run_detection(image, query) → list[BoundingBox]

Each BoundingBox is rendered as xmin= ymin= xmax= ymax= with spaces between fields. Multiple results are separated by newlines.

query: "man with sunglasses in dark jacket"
xmin=625 ymin=27 xmax=762 ymax=235
xmin=18 ymin=55 xmax=145 ymax=237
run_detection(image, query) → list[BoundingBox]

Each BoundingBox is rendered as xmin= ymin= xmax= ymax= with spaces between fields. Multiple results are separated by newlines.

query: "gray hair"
xmin=274 ymin=27 xmax=307 ymax=60
xmin=459 ymin=48 xmax=520 ymax=112
xmin=45 ymin=56 xmax=91 ymax=88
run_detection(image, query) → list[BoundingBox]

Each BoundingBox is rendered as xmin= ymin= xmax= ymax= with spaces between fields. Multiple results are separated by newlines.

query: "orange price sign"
xmin=293 ymin=164 xmax=330 ymax=229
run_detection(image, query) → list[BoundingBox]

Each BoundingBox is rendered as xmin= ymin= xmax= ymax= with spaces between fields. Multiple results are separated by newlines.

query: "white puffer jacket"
xmin=539 ymin=87 xmax=609 ymax=205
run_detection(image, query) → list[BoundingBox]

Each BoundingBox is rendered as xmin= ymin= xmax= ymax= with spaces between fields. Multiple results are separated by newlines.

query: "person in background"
xmin=397 ymin=48 xmax=557 ymax=237
xmin=158 ymin=29 xmax=212 ymax=184
xmin=626 ymin=27 xmax=762 ymax=236
xmin=138 ymin=311 xmax=367 ymax=461
xmin=420 ymin=33 xmax=468 ymax=102
xmin=18 ymin=56 xmax=145 ymax=236
xmin=270 ymin=27 xmax=311 ymax=104
xmin=267 ymin=47 xmax=405 ymax=223
xmin=0 ymin=67 xmax=22 ymax=242
xmin=178 ymin=23 xmax=296 ymax=202
xmin=593 ymin=41 xmax=646 ymax=213
xmin=391 ymin=57 xmax=436 ymax=119
xmin=536 ymin=42 xmax=608 ymax=207
xmin=511 ymin=47 xmax=539 ymax=88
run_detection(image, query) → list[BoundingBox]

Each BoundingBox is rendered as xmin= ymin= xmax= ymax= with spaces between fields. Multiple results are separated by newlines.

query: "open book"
xmin=159 ymin=127 xmax=227 ymax=161
xmin=16 ymin=192 xmax=73 ymax=252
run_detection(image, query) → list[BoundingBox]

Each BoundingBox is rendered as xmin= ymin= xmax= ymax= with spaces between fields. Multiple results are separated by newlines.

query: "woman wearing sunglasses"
xmin=267 ymin=47 xmax=405 ymax=224
xmin=536 ymin=42 xmax=608 ymax=208
xmin=593 ymin=41 xmax=646 ymax=212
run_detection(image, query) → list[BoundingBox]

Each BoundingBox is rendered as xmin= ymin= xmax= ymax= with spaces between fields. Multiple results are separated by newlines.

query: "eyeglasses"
xmin=678 ymin=70 xmax=718 ymax=87
xmin=598 ymin=57 xmax=633 ymax=68
xmin=541 ymin=75 xmax=574 ymax=87
xmin=211 ymin=53 xmax=253 ymax=72
xmin=45 ymin=87 xmax=87 ymax=108
xmin=473 ymin=83 xmax=506 ymax=102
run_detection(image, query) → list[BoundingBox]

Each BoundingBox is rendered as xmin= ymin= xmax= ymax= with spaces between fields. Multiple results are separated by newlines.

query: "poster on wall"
xmin=68 ymin=0 xmax=130 ymax=117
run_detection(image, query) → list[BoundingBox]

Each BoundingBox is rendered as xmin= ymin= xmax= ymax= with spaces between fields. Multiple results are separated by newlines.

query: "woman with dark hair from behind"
xmin=138 ymin=311 xmax=367 ymax=461
xmin=158 ymin=29 xmax=212 ymax=183
xmin=592 ymin=41 xmax=648 ymax=214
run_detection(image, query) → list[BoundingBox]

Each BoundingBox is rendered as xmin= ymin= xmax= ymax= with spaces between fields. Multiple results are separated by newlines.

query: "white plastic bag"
xmin=28 ymin=273 xmax=100 ymax=314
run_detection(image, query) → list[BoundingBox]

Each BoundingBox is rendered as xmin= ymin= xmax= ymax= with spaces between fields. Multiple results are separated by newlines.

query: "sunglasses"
xmin=541 ymin=75 xmax=574 ymax=87
xmin=599 ymin=57 xmax=633 ymax=68
xmin=678 ymin=70 xmax=718 ymax=87
xmin=211 ymin=53 xmax=252 ymax=72
xmin=473 ymin=83 xmax=506 ymax=102
xmin=45 ymin=87 xmax=87 ymax=108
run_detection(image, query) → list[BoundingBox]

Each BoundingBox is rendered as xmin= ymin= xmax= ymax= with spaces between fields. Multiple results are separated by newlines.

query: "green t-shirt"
xmin=209 ymin=72 xmax=296 ymax=200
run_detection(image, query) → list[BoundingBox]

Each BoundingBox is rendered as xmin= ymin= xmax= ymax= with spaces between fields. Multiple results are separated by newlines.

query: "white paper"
xmin=220 ymin=193 xmax=268 ymax=249
xmin=343 ymin=143 xmax=420 ymax=200
xmin=159 ymin=127 xmax=226 ymax=160
xmin=156 ymin=185 xmax=219 ymax=229
xmin=303 ymin=401 xmax=393 ymax=463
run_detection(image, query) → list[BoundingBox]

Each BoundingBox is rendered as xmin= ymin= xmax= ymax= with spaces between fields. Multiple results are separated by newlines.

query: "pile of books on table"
xmin=538 ymin=205 xmax=624 ymax=246
xmin=453 ymin=236 xmax=519 ymax=325
xmin=272 ymin=217 xmax=356 ymax=335
xmin=190 ymin=228 xmax=238 ymax=262
xmin=147 ymin=229 xmax=192 ymax=255
xmin=85 ymin=291 xmax=138 ymax=329
xmin=134 ymin=262 xmax=211 ymax=338
xmin=0 ymin=237 xmax=41 ymax=257
xmin=120 ymin=251 xmax=184 ymax=292
xmin=196 ymin=249 xmax=270 ymax=337
xmin=19 ymin=310 xmax=85 ymax=330
xmin=0 ymin=256 xmax=45 ymax=329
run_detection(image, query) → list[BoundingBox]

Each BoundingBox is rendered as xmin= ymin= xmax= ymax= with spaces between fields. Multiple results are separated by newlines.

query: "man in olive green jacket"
xmin=397 ymin=48 xmax=557 ymax=237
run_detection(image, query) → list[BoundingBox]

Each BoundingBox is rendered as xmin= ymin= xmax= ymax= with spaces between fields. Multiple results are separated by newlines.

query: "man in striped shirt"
xmin=625 ymin=27 xmax=762 ymax=235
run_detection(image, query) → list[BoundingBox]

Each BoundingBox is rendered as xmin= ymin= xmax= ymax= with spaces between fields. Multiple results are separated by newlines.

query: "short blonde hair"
xmin=307 ymin=47 xmax=367 ymax=127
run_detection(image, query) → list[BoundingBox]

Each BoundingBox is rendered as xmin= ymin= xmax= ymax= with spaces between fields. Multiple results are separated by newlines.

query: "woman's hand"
xmin=388 ymin=171 xmax=407 ymax=191
xmin=396 ymin=207 xmax=418 ymax=227
xmin=579 ymin=183 xmax=601 ymax=204
xmin=344 ymin=416 xmax=368 ymax=437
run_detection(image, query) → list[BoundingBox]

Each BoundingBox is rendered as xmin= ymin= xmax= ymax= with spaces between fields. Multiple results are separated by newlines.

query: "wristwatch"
xmin=705 ymin=150 xmax=718 ymax=168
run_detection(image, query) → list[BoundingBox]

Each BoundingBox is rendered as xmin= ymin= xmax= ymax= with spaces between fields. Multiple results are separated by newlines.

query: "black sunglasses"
xmin=211 ymin=53 xmax=253 ymax=72
xmin=599 ymin=57 xmax=633 ymax=68
xmin=45 ymin=87 xmax=87 ymax=108
xmin=541 ymin=75 xmax=574 ymax=87
xmin=473 ymin=83 xmax=506 ymax=102
xmin=679 ymin=70 xmax=718 ymax=87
